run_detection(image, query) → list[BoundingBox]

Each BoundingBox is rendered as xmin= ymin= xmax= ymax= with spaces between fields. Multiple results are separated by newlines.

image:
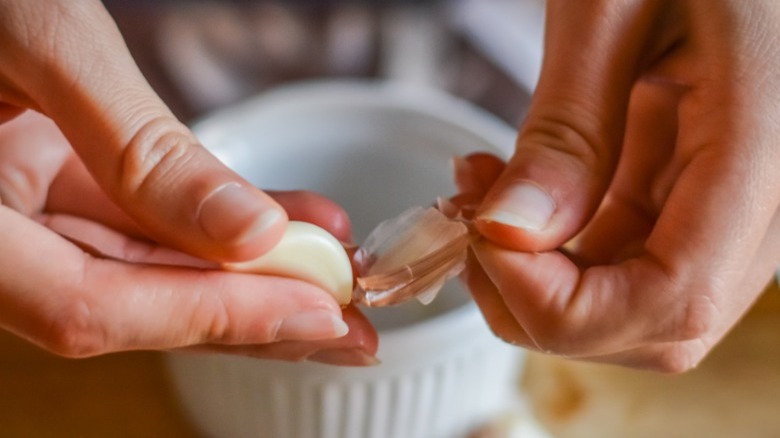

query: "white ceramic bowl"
xmin=165 ymin=81 xmax=524 ymax=438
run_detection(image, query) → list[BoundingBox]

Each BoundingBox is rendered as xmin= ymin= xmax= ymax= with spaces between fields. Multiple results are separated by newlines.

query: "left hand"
xmin=0 ymin=110 xmax=378 ymax=366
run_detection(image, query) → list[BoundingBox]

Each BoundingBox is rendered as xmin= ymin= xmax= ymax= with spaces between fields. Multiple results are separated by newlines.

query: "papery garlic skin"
xmin=354 ymin=207 xmax=469 ymax=307
xmin=224 ymin=221 xmax=353 ymax=305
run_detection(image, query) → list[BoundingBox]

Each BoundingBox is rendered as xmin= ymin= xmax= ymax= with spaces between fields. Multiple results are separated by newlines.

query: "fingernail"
xmin=307 ymin=348 xmax=381 ymax=367
xmin=477 ymin=181 xmax=555 ymax=231
xmin=197 ymin=183 xmax=284 ymax=244
xmin=274 ymin=311 xmax=349 ymax=342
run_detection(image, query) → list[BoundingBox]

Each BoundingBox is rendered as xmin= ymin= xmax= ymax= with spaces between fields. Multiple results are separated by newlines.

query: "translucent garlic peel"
xmin=356 ymin=238 xmax=467 ymax=307
xmin=354 ymin=207 xmax=470 ymax=307
xmin=224 ymin=221 xmax=353 ymax=305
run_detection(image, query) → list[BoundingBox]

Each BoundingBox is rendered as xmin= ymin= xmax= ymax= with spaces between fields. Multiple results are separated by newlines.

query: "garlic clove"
xmin=223 ymin=221 xmax=353 ymax=305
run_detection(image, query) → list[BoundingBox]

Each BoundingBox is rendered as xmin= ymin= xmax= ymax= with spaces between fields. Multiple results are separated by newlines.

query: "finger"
xmin=474 ymin=217 xmax=776 ymax=360
xmin=47 ymin=154 xmax=146 ymax=238
xmin=0 ymin=111 xmax=144 ymax=236
xmin=0 ymin=206 xmax=348 ymax=358
xmin=577 ymin=215 xmax=780 ymax=372
xmin=475 ymin=1 xmax=673 ymax=252
xmin=0 ymin=111 xmax=73 ymax=216
xmin=188 ymin=306 xmax=380 ymax=366
xmin=453 ymin=152 xmax=506 ymax=196
xmin=460 ymin=248 xmax=535 ymax=348
xmin=269 ymin=190 xmax=352 ymax=243
xmin=38 ymin=213 xmax=217 ymax=269
xmin=446 ymin=153 xmax=506 ymax=219
xmin=43 ymin=189 xmax=353 ymax=268
xmin=0 ymin=0 xmax=286 ymax=261
xmin=576 ymin=338 xmax=712 ymax=373
xmin=472 ymin=239 xmax=683 ymax=357
xmin=567 ymin=79 xmax=681 ymax=265
xmin=305 ymin=306 xmax=379 ymax=366
xmin=47 ymin=166 xmax=351 ymax=246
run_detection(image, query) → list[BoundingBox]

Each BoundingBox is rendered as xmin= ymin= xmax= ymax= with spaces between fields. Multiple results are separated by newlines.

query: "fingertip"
xmin=307 ymin=347 xmax=381 ymax=367
xmin=273 ymin=310 xmax=349 ymax=342
xmin=303 ymin=306 xmax=381 ymax=366
xmin=452 ymin=152 xmax=507 ymax=196
xmin=474 ymin=179 xmax=557 ymax=252
xmin=341 ymin=305 xmax=379 ymax=352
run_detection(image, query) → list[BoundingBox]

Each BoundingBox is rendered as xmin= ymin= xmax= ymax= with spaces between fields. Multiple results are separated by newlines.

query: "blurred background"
xmin=102 ymin=0 xmax=544 ymax=126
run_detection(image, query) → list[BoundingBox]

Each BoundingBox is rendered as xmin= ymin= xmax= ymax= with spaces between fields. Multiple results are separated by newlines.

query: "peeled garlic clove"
xmin=223 ymin=221 xmax=353 ymax=305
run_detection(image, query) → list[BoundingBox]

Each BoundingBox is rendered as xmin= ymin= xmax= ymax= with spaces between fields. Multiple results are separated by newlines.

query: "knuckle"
xmin=0 ymin=153 xmax=44 ymax=216
xmin=671 ymin=292 xmax=720 ymax=342
xmin=532 ymin=302 xmax=593 ymax=356
xmin=652 ymin=341 xmax=708 ymax=374
xmin=43 ymin=298 xmax=106 ymax=358
xmin=189 ymin=289 xmax=233 ymax=344
xmin=119 ymin=116 xmax=197 ymax=197
xmin=654 ymin=349 xmax=693 ymax=374
xmin=489 ymin=325 xmax=529 ymax=348
xmin=0 ymin=174 xmax=21 ymax=212
xmin=522 ymin=317 xmax=580 ymax=356
xmin=522 ymin=108 xmax=615 ymax=174
xmin=525 ymin=325 xmax=562 ymax=354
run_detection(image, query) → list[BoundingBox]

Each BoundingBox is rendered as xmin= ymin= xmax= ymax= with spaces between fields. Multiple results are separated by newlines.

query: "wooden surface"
xmin=0 ymin=333 xmax=197 ymax=437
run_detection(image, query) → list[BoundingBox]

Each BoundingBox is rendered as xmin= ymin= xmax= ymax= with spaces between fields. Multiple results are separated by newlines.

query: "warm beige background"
xmin=524 ymin=280 xmax=780 ymax=437
xmin=0 ymin=334 xmax=196 ymax=437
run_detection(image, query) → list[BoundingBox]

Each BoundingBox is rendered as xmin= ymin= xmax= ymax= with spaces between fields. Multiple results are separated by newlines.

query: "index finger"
xmin=0 ymin=206 xmax=347 ymax=357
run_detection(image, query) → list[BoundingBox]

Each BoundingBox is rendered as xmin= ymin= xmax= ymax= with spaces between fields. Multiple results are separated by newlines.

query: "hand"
xmin=0 ymin=1 xmax=377 ymax=365
xmin=467 ymin=0 xmax=780 ymax=372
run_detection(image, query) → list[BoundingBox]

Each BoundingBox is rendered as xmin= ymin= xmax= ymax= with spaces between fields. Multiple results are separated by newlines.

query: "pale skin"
xmin=468 ymin=0 xmax=780 ymax=372
xmin=0 ymin=0 xmax=377 ymax=365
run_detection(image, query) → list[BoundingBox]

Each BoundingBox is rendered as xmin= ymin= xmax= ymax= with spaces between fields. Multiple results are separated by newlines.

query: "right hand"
xmin=459 ymin=0 xmax=780 ymax=373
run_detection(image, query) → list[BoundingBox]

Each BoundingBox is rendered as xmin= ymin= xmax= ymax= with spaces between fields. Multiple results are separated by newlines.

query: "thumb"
xmin=475 ymin=1 xmax=665 ymax=252
xmin=0 ymin=0 xmax=286 ymax=261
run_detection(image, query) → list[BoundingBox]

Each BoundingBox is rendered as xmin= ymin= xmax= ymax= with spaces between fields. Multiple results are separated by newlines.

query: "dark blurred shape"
xmin=105 ymin=1 xmax=539 ymax=125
